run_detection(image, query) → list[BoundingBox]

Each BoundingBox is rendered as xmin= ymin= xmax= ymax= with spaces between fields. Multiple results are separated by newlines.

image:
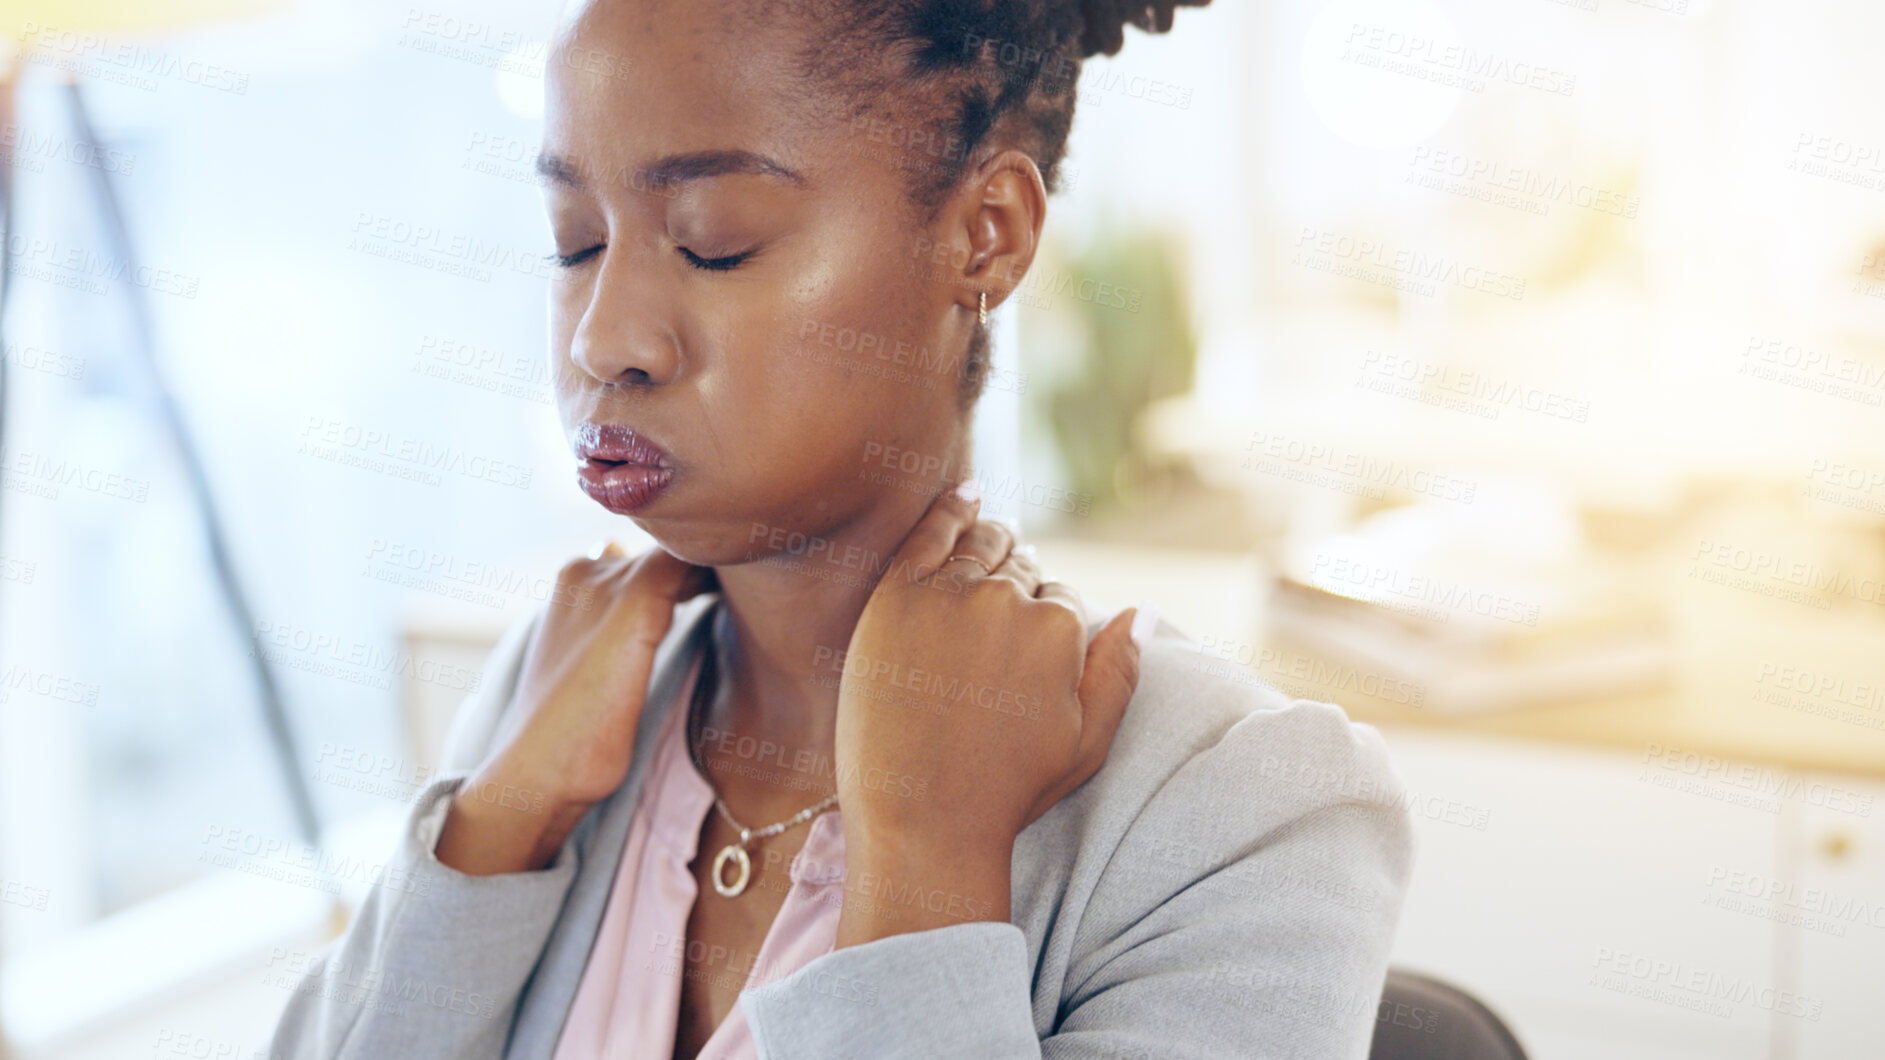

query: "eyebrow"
xmin=534 ymin=149 xmax=808 ymax=192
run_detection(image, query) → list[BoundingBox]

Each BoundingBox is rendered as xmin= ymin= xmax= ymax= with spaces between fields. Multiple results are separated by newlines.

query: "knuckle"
xmin=1032 ymin=599 xmax=1087 ymax=642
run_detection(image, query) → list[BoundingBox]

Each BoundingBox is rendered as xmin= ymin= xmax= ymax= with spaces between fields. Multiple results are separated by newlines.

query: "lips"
xmin=573 ymin=422 xmax=675 ymax=514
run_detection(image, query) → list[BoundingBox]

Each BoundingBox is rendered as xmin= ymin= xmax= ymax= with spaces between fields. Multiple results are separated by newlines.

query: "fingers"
xmin=1033 ymin=579 xmax=1092 ymax=626
xmin=628 ymin=548 xmax=723 ymax=614
xmin=1017 ymin=601 xmax=1145 ymax=830
xmin=558 ymin=547 xmax=714 ymax=648
xmin=988 ymin=541 xmax=1043 ymax=596
xmin=1073 ymin=605 xmax=1142 ymax=767
xmin=888 ymin=481 xmax=984 ymax=575
xmin=939 ymin=519 xmax=1015 ymax=582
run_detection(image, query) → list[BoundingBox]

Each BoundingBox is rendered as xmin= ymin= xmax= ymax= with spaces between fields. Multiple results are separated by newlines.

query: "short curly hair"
xmin=758 ymin=0 xmax=1212 ymax=410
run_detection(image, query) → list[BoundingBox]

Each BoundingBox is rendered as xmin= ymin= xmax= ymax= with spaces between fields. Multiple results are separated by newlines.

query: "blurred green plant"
xmin=1035 ymin=229 xmax=1196 ymax=512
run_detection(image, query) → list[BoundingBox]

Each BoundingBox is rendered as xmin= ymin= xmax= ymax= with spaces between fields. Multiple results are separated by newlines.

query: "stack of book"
xmin=1267 ymin=546 xmax=1674 ymax=716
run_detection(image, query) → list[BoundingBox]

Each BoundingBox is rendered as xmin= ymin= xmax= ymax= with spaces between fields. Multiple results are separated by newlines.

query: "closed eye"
xmin=547 ymin=246 xmax=603 ymax=269
xmin=678 ymin=246 xmax=753 ymax=272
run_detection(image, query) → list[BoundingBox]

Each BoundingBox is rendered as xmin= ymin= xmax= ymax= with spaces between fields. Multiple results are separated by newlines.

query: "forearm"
xmin=266 ymin=775 xmax=584 ymax=1060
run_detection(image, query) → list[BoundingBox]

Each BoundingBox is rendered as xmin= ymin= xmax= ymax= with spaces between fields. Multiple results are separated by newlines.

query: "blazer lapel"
xmin=506 ymin=593 xmax=722 ymax=1058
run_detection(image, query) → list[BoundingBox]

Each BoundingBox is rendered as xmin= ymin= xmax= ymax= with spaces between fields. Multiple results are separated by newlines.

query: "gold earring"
xmin=978 ymin=291 xmax=988 ymax=326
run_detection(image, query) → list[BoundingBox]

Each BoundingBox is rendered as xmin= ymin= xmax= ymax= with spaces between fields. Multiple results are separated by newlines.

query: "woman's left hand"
xmin=831 ymin=484 xmax=1151 ymax=945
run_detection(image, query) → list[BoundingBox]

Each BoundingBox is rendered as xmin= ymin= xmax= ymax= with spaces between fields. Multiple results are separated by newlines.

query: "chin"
xmin=619 ymin=513 xmax=778 ymax=570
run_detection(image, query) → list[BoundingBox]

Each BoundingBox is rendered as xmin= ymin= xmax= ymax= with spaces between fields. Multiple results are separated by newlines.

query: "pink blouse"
xmin=552 ymin=660 xmax=848 ymax=1060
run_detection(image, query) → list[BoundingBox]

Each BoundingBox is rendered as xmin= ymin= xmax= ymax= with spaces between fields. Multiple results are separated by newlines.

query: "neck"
xmin=701 ymin=436 xmax=974 ymax=762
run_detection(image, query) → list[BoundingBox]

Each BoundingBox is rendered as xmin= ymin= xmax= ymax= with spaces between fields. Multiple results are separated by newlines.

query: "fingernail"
xmin=954 ymin=479 xmax=981 ymax=504
xmin=587 ymin=539 xmax=614 ymax=560
xmin=1129 ymin=602 xmax=1158 ymax=651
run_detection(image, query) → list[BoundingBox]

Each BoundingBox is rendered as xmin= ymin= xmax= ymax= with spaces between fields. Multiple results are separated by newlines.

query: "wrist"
xmin=834 ymin=821 xmax=1013 ymax=948
xmin=435 ymin=771 xmax=595 ymax=876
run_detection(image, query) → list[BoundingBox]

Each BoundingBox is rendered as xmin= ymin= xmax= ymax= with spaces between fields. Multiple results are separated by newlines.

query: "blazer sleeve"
xmin=739 ymin=700 xmax=1416 ymax=1060
xmin=263 ymin=605 xmax=579 ymax=1060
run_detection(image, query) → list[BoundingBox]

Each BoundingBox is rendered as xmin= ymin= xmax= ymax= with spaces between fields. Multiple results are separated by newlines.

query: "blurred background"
xmin=1 ymin=0 xmax=1881 ymax=1057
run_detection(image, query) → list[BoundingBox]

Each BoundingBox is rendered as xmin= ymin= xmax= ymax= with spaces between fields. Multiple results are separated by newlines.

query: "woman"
xmin=268 ymin=0 xmax=1414 ymax=1056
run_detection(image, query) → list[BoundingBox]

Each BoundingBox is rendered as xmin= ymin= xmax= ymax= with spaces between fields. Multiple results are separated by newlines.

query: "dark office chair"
xmin=1370 ymin=968 xmax=1529 ymax=1060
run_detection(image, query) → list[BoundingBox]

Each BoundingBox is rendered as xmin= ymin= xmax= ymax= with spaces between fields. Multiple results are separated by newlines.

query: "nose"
xmin=568 ymin=250 xmax=682 ymax=386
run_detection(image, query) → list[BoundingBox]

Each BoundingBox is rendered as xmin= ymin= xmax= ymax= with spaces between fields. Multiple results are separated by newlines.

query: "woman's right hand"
xmin=435 ymin=544 xmax=716 ymax=875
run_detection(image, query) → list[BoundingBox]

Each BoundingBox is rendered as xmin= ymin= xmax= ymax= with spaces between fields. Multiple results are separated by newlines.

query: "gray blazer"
xmin=266 ymin=594 xmax=1415 ymax=1058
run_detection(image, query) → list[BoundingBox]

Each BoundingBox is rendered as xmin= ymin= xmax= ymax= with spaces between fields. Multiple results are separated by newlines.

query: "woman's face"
xmin=541 ymin=0 xmax=978 ymax=566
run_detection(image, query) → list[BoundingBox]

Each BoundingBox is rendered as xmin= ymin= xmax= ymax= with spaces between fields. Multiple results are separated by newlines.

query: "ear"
xmin=935 ymin=148 xmax=1048 ymax=319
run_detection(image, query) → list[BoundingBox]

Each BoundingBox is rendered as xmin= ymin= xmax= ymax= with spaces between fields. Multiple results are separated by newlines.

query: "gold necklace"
xmin=686 ymin=604 xmax=839 ymax=898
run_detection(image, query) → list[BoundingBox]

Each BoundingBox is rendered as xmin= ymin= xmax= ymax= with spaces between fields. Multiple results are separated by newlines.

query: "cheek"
xmin=698 ymin=327 xmax=932 ymax=505
xmin=548 ymin=276 xmax=592 ymax=410
xmin=548 ymin=275 xmax=587 ymax=355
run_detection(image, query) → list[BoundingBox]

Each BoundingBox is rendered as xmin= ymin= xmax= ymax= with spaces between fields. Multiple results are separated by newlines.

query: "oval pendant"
xmin=711 ymin=843 xmax=752 ymax=897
